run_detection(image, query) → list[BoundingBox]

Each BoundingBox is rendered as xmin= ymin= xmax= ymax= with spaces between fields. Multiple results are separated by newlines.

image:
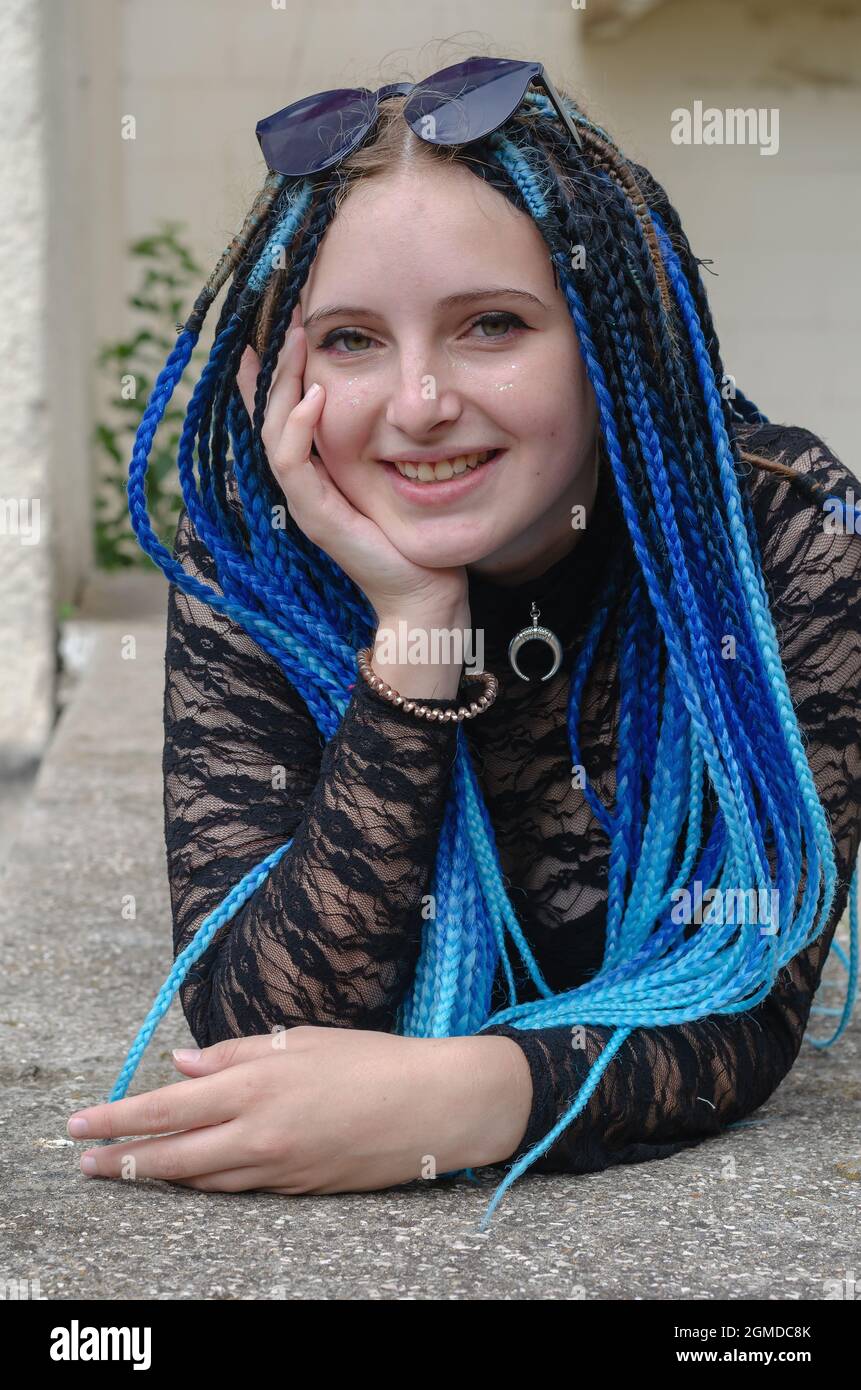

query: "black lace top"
xmin=162 ymin=423 xmax=861 ymax=1175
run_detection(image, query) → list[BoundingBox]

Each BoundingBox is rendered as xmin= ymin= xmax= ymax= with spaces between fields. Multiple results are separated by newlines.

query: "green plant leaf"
xmin=91 ymin=222 xmax=203 ymax=569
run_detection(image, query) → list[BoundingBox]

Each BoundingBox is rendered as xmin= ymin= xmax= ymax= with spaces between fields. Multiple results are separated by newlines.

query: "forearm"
xmin=187 ymin=605 xmax=481 ymax=1041
xmin=183 ymin=677 xmax=464 ymax=1044
xmin=481 ymin=984 xmax=811 ymax=1176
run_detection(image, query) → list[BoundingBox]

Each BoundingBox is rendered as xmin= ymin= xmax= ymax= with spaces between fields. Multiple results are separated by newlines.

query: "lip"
xmin=380 ymin=449 xmax=506 ymax=504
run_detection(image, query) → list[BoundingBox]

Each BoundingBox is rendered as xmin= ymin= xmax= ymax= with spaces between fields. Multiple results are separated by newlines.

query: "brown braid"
xmin=185 ymin=170 xmax=285 ymax=333
xmin=576 ymin=128 xmax=673 ymax=320
xmin=739 ymin=447 xmax=829 ymax=509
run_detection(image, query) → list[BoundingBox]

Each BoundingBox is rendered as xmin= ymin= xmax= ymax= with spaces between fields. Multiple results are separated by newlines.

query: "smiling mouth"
xmin=389 ymin=449 xmax=498 ymax=482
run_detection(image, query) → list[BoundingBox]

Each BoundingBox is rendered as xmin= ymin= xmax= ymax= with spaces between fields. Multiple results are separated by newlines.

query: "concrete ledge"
xmin=0 ymin=609 xmax=858 ymax=1299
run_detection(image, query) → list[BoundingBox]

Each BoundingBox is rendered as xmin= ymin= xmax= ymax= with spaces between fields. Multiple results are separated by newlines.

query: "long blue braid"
xmin=109 ymin=89 xmax=858 ymax=1231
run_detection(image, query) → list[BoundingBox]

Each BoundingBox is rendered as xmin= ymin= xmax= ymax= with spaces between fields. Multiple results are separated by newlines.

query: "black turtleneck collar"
xmin=465 ymin=454 xmax=625 ymax=661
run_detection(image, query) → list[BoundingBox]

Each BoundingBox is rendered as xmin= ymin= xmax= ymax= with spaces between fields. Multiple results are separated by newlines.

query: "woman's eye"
xmin=319 ymin=328 xmax=376 ymax=354
xmin=318 ymin=311 xmax=527 ymax=355
xmin=468 ymin=312 xmax=527 ymax=340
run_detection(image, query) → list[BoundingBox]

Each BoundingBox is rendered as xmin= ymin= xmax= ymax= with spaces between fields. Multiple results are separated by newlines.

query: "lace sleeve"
xmin=162 ymin=505 xmax=466 ymax=1046
xmin=482 ymin=426 xmax=861 ymax=1174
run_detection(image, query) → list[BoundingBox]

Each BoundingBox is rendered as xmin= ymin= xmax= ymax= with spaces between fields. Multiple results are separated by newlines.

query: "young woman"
xmin=68 ymin=58 xmax=861 ymax=1228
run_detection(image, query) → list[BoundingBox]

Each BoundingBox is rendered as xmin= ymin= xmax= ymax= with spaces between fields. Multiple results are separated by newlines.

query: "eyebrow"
xmin=302 ymin=287 xmax=548 ymax=330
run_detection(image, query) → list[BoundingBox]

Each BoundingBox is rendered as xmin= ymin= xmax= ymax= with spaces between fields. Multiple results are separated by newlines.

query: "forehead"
xmin=300 ymin=165 xmax=554 ymax=309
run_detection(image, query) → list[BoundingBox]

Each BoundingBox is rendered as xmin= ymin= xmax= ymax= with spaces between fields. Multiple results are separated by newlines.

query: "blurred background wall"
xmin=1 ymin=0 xmax=859 ymax=766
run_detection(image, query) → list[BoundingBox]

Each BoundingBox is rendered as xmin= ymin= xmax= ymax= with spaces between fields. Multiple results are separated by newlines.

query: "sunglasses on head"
xmin=255 ymin=56 xmax=583 ymax=178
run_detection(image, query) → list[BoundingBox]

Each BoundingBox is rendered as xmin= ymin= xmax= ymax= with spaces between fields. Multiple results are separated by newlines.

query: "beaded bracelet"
xmin=356 ymin=647 xmax=499 ymax=723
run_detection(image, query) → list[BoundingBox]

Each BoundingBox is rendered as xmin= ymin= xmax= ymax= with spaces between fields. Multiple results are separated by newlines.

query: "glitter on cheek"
xmin=494 ymin=363 xmax=522 ymax=391
xmin=446 ymin=359 xmax=523 ymax=396
xmin=343 ymin=375 xmax=366 ymax=409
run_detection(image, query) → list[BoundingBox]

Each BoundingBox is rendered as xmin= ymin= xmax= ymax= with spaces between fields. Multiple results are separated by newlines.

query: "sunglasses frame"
xmin=255 ymin=56 xmax=584 ymax=178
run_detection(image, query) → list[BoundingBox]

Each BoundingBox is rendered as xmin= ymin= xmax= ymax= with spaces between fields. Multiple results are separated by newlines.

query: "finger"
xmin=173 ymin=1167 xmax=303 ymax=1194
xmin=264 ymin=320 xmax=308 ymax=445
xmin=235 ymin=326 xmax=298 ymax=420
xmin=235 ymin=342 xmax=261 ymax=421
xmin=237 ymin=328 xmax=307 ymax=454
xmin=268 ymin=384 xmax=332 ymax=517
xmin=78 ymin=1120 xmax=250 ymax=1184
xmin=171 ymin=1032 xmax=285 ymax=1075
xmin=67 ymin=1070 xmax=239 ymax=1141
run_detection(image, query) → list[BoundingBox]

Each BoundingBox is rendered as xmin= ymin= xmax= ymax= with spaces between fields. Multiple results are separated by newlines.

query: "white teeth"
xmin=392 ymin=449 xmax=495 ymax=482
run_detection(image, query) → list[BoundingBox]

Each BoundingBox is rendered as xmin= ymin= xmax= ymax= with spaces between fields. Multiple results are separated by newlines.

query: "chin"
xmin=396 ymin=540 xmax=489 ymax=571
xmin=386 ymin=521 xmax=499 ymax=570
xmin=400 ymin=554 xmax=472 ymax=574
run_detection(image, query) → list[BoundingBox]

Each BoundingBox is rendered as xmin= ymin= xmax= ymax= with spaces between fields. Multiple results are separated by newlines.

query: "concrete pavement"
xmin=1 ymin=585 xmax=858 ymax=1300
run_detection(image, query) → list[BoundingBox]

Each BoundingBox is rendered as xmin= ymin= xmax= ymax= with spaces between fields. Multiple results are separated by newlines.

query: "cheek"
xmin=311 ymin=373 xmax=378 ymax=465
xmin=332 ymin=372 xmax=375 ymax=408
xmin=456 ymin=349 xmax=586 ymax=428
xmin=322 ymin=370 xmax=378 ymax=412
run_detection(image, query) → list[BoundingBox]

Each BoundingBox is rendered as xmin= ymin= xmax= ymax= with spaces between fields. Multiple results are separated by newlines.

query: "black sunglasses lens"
xmin=257 ymin=88 xmax=376 ymax=175
xmin=402 ymin=57 xmax=534 ymax=144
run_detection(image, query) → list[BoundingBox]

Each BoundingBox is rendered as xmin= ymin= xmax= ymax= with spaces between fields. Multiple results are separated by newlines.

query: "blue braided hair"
xmin=111 ymin=79 xmax=858 ymax=1231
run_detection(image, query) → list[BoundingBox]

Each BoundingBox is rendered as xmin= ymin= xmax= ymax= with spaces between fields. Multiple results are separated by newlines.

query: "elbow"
xmin=179 ymin=974 xmax=323 ymax=1048
xmin=178 ymin=978 xmax=219 ymax=1051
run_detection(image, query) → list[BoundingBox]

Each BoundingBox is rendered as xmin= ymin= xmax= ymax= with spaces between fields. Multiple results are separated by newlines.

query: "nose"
xmin=384 ymin=350 xmax=464 ymax=438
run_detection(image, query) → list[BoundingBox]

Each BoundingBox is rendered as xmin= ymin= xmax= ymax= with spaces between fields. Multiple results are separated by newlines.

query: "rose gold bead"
xmin=403 ymin=700 xmax=415 ymax=713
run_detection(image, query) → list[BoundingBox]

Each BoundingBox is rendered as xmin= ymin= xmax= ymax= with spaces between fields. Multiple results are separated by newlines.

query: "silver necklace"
xmin=508 ymin=601 xmax=563 ymax=683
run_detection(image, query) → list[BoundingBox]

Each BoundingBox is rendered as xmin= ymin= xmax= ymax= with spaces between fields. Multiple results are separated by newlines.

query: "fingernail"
xmin=172 ymin=1048 xmax=201 ymax=1063
xmin=81 ymin=1155 xmax=98 ymax=1175
xmin=306 ymin=382 xmax=321 ymax=398
xmin=68 ymin=1116 xmax=89 ymax=1137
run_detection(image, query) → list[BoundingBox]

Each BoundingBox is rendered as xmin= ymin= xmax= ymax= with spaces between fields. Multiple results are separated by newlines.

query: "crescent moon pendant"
xmin=508 ymin=624 xmax=564 ymax=683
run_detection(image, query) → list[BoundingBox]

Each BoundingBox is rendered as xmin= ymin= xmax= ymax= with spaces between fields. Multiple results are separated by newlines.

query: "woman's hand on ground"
xmin=235 ymin=306 xmax=468 ymax=621
xmin=66 ymin=1027 xmax=533 ymax=1194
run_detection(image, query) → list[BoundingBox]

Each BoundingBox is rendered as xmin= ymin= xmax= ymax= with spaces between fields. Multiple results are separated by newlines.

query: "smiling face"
xmin=299 ymin=163 xmax=600 ymax=585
